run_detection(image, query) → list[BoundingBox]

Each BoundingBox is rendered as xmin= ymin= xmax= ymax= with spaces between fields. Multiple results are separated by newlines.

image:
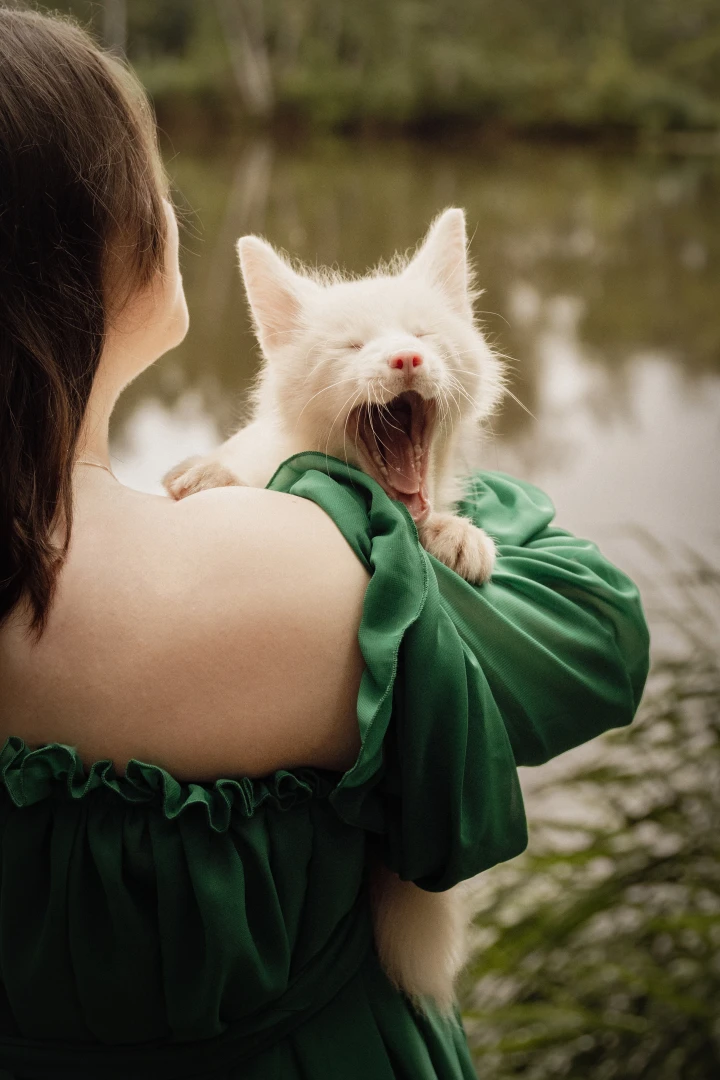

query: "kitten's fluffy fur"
xmin=164 ymin=208 xmax=505 ymax=1012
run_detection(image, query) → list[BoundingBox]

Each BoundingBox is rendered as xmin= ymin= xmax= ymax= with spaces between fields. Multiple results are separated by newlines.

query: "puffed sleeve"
xmin=267 ymin=455 xmax=651 ymax=892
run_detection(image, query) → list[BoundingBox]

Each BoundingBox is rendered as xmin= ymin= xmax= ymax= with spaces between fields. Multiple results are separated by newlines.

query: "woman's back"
xmin=0 ymin=473 xmax=368 ymax=779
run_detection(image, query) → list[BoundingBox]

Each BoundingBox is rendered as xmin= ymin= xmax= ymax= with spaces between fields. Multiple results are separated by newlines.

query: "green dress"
xmin=0 ymin=454 xmax=650 ymax=1079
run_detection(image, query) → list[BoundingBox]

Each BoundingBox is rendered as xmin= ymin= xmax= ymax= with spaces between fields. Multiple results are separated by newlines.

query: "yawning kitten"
xmin=163 ymin=208 xmax=505 ymax=1011
xmin=164 ymin=208 xmax=504 ymax=584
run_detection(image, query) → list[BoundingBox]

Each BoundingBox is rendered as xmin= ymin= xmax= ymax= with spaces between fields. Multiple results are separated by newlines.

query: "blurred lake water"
xmin=110 ymin=136 xmax=720 ymax=579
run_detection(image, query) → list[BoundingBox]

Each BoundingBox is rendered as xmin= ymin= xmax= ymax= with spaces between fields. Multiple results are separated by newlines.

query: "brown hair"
xmin=0 ymin=6 xmax=169 ymax=636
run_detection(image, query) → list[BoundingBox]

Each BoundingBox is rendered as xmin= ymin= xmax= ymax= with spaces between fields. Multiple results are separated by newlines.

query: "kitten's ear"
xmin=236 ymin=236 xmax=309 ymax=353
xmin=406 ymin=208 xmax=473 ymax=318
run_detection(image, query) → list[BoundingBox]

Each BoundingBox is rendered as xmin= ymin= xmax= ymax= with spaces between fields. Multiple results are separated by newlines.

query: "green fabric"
xmin=0 ymin=453 xmax=650 ymax=1078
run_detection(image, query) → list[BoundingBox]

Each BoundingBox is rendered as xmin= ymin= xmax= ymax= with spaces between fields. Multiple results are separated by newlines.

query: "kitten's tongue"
xmin=385 ymin=431 xmax=420 ymax=493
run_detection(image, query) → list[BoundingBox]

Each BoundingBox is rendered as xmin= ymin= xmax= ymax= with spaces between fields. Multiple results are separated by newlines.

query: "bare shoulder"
xmin=0 ymin=483 xmax=369 ymax=780
xmin=132 ymin=485 xmax=371 ymax=777
xmin=172 ymin=483 xmax=360 ymax=569
xmin=166 ymin=485 xmax=370 ymax=637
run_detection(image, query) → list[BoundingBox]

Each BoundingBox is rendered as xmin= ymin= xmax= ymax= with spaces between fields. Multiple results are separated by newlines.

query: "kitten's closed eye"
xmin=343 ymin=342 xmax=364 ymax=351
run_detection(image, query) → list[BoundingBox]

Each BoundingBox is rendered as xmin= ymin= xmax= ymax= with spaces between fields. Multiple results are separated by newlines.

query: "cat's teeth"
xmin=371 ymin=447 xmax=388 ymax=478
xmin=414 ymin=443 xmax=423 ymax=463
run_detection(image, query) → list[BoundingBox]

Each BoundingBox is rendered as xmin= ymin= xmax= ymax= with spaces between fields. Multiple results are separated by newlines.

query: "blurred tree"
xmin=32 ymin=0 xmax=720 ymax=134
xmin=215 ymin=0 xmax=274 ymax=117
xmin=131 ymin=0 xmax=195 ymax=57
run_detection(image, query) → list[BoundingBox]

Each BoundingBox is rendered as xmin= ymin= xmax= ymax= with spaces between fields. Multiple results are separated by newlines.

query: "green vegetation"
xmin=39 ymin=0 xmax=720 ymax=135
xmin=459 ymin=541 xmax=720 ymax=1077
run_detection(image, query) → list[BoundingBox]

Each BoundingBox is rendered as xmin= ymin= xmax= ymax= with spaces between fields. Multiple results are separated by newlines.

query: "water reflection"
xmin=110 ymin=137 xmax=720 ymax=570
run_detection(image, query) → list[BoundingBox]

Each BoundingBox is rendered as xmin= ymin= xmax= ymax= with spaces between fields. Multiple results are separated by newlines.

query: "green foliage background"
xmin=459 ymin=542 xmax=720 ymax=1077
xmin=42 ymin=0 xmax=720 ymax=133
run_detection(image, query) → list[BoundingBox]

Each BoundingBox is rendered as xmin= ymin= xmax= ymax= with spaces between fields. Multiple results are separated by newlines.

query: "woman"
xmin=0 ymin=7 xmax=650 ymax=1079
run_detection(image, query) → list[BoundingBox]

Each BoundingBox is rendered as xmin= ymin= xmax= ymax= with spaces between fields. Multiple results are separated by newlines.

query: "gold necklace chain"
xmin=75 ymin=458 xmax=116 ymax=479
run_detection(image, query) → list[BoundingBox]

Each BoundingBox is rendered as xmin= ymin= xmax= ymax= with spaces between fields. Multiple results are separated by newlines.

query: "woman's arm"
xmin=260 ymin=455 xmax=650 ymax=890
xmin=438 ymin=471 xmax=650 ymax=766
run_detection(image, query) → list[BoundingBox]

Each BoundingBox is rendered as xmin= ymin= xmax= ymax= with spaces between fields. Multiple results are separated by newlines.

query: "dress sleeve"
xmin=266 ymin=455 xmax=651 ymax=893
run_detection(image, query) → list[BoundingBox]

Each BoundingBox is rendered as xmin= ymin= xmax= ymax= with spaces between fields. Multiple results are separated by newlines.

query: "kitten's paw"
xmin=419 ymin=512 xmax=496 ymax=584
xmin=162 ymin=457 xmax=245 ymax=501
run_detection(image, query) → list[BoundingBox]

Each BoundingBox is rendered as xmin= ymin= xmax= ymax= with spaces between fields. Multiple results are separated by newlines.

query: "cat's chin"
xmin=348 ymin=391 xmax=436 ymax=525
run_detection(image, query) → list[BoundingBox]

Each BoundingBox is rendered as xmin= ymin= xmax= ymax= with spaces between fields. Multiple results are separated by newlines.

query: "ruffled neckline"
xmin=0 ymin=737 xmax=334 ymax=832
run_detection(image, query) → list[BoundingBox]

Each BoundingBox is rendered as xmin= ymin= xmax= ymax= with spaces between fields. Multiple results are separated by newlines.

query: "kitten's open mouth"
xmin=351 ymin=390 xmax=437 ymax=523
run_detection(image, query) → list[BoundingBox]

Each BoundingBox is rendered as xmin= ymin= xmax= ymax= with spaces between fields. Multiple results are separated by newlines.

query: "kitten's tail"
xmin=370 ymin=863 xmax=468 ymax=1014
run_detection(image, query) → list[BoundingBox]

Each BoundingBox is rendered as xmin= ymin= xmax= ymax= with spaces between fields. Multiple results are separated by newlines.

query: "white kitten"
xmin=165 ymin=208 xmax=504 ymax=582
xmin=164 ymin=208 xmax=505 ymax=1012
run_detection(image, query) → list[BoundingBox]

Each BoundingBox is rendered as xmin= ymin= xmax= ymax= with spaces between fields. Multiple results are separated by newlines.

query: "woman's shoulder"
xmin=165 ymin=485 xmax=371 ymax=664
xmin=170 ymin=483 xmax=363 ymax=577
xmin=0 ymin=484 xmax=368 ymax=779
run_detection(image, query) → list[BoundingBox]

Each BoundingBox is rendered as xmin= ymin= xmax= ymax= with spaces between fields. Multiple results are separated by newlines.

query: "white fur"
xmin=371 ymin=864 xmax=469 ymax=1014
xmin=164 ymin=209 xmax=506 ymax=1012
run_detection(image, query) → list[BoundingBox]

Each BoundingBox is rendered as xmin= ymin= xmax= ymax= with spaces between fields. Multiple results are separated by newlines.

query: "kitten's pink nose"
xmin=389 ymin=351 xmax=423 ymax=374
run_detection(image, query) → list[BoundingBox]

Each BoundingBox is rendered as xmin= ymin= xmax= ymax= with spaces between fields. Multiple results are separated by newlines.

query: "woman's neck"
xmin=76 ymin=366 xmax=119 ymax=469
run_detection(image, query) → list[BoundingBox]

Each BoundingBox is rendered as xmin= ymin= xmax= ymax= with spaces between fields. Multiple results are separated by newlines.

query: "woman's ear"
xmin=236 ymin=236 xmax=310 ymax=354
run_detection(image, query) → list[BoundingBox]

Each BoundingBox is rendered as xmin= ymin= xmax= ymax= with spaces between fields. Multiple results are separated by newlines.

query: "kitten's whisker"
xmin=445 ymin=383 xmax=461 ymax=421
xmin=438 ymin=386 xmax=454 ymax=438
xmin=341 ymin=388 xmax=365 ymax=471
xmin=445 ymin=367 xmax=480 ymax=413
xmin=447 ymin=353 xmax=535 ymax=419
xmin=435 ymin=383 xmax=449 ymax=423
xmin=294 ymin=376 xmax=362 ymax=429
xmin=328 ymin=389 xmax=365 ymax=448
xmin=475 ymin=310 xmax=510 ymax=327
xmin=441 ymin=388 xmax=453 ymax=430
xmin=369 ymin=386 xmax=394 ymax=459
xmin=375 ymin=382 xmax=407 ymax=440
xmin=366 ymin=382 xmax=395 ymax=460
xmin=450 ymin=348 xmax=521 ymax=371
xmin=501 ymin=387 xmax=537 ymax=421
xmin=446 ymin=376 xmax=476 ymax=411
xmin=323 ymin=387 xmax=364 ymax=466
xmin=444 ymin=385 xmax=462 ymax=439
